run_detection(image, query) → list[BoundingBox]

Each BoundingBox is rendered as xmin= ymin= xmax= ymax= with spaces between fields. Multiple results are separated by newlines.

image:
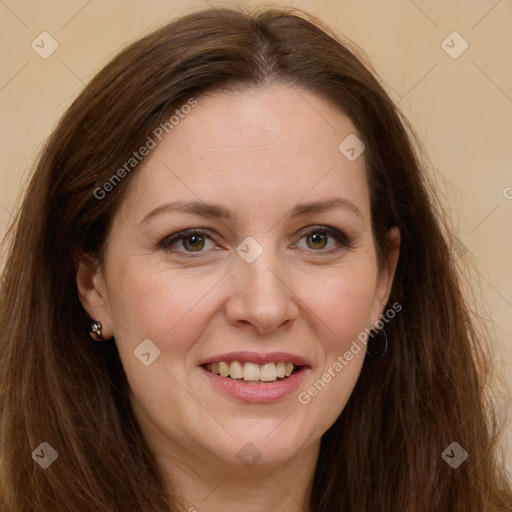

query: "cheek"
xmin=107 ymin=252 xmax=378 ymax=363
xmin=105 ymin=259 xmax=225 ymax=354
xmin=309 ymin=264 xmax=377 ymax=349
xmin=296 ymin=266 xmax=375 ymax=434
xmin=109 ymin=263 xmax=186 ymax=327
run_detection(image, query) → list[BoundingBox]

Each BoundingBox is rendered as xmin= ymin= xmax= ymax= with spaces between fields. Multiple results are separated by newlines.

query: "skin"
xmin=77 ymin=85 xmax=400 ymax=512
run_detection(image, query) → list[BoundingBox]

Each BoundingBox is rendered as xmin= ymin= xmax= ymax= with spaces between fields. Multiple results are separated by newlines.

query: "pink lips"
xmin=201 ymin=366 xmax=308 ymax=403
xmin=199 ymin=351 xmax=310 ymax=403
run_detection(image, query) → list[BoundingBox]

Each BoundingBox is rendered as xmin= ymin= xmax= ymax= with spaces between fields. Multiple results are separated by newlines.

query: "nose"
xmin=224 ymin=251 xmax=299 ymax=335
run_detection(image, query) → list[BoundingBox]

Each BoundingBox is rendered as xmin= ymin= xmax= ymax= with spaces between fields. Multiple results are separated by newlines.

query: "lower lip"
xmin=201 ymin=366 xmax=309 ymax=403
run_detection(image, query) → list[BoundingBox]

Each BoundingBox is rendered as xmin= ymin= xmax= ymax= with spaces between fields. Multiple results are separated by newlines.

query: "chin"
xmin=204 ymin=427 xmax=313 ymax=469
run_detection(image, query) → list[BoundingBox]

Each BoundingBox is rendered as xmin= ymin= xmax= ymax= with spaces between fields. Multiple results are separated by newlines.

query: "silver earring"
xmin=366 ymin=327 xmax=388 ymax=360
xmin=88 ymin=320 xmax=104 ymax=341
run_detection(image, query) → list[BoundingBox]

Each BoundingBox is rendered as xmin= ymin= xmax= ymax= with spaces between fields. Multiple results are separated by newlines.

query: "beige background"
xmin=1 ymin=0 xmax=511 ymax=465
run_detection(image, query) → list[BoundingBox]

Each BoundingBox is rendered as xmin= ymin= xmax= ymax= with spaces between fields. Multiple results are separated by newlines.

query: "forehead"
xmin=118 ymin=85 xmax=370 ymax=223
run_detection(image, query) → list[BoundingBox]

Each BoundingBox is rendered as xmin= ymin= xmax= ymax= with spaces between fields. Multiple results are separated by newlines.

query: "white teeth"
xmin=260 ymin=363 xmax=277 ymax=381
xmin=229 ymin=361 xmax=244 ymax=379
xmin=219 ymin=361 xmax=230 ymax=377
xmin=204 ymin=360 xmax=300 ymax=381
xmin=243 ymin=362 xmax=260 ymax=381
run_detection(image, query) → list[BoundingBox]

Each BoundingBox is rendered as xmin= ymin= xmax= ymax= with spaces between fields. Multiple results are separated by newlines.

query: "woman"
xmin=0 ymin=6 xmax=510 ymax=512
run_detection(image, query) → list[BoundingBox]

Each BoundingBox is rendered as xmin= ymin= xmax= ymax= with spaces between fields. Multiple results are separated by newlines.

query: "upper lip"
xmin=199 ymin=351 xmax=310 ymax=367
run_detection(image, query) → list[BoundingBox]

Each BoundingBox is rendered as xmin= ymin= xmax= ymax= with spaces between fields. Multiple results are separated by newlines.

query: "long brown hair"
xmin=1 ymin=6 xmax=510 ymax=511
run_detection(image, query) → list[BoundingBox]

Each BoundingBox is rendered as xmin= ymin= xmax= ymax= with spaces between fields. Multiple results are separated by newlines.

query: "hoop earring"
xmin=88 ymin=320 xmax=104 ymax=342
xmin=365 ymin=327 xmax=388 ymax=360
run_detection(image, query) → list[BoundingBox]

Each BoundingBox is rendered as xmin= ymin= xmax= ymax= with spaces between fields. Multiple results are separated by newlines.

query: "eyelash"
xmin=157 ymin=226 xmax=352 ymax=257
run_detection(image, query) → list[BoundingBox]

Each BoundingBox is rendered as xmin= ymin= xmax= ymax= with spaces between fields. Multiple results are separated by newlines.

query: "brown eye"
xmin=181 ymin=234 xmax=206 ymax=252
xmin=307 ymin=232 xmax=328 ymax=250
xmin=295 ymin=226 xmax=352 ymax=252
xmin=158 ymin=229 xmax=217 ymax=255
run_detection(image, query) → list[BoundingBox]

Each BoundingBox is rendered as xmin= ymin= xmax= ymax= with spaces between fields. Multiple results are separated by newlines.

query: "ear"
xmin=75 ymin=253 xmax=114 ymax=339
xmin=371 ymin=227 xmax=401 ymax=324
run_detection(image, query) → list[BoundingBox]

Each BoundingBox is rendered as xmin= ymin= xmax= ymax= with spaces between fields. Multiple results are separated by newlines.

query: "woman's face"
xmin=78 ymin=85 xmax=399 ymax=469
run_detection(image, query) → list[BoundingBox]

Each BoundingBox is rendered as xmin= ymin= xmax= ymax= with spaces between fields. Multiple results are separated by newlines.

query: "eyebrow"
xmin=139 ymin=197 xmax=362 ymax=225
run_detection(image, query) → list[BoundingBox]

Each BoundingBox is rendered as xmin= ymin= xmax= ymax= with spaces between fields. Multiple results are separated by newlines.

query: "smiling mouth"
xmin=203 ymin=361 xmax=302 ymax=383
